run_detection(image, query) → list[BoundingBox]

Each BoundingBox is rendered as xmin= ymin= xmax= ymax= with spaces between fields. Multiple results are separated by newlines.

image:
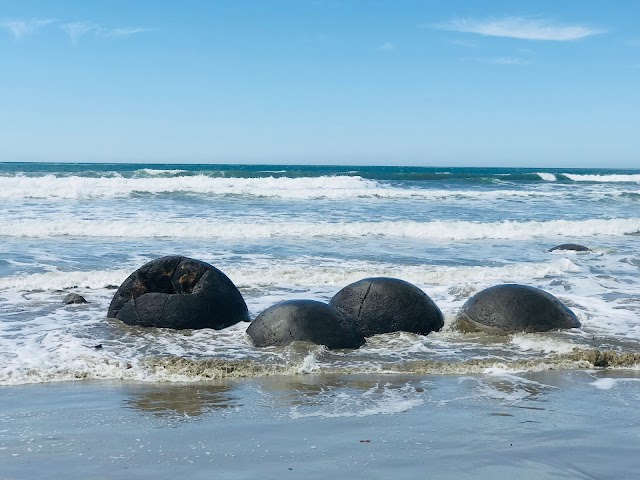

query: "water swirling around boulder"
xmin=107 ymin=256 xmax=249 ymax=330
xmin=329 ymin=277 xmax=444 ymax=337
xmin=246 ymin=300 xmax=365 ymax=349
xmin=455 ymin=284 xmax=581 ymax=334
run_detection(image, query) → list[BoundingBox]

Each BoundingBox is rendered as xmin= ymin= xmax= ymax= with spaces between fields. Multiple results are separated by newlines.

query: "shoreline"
xmin=3 ymin=344 xmax=640 ymax=387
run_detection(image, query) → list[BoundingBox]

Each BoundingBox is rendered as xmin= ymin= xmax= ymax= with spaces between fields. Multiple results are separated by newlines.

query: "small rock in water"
xmin=548 ymin=243 xmax=590 ymax=252
xmin=64 ymin=293 xmax=87 ymax=304
xmin=93 ymin=344 xmax=103 ymax=349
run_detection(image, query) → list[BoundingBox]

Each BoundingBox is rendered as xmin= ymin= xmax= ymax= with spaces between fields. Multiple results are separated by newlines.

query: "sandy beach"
xmin=2 ymin=370 xmax=639 ymax=479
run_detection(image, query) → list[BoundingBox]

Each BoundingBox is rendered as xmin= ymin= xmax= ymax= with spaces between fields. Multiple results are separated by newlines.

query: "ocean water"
xmin=1 ymin=162 xmax=640 ymax=386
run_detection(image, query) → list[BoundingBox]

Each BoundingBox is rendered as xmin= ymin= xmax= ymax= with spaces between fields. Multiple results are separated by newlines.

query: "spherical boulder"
xmin=329 ymin=277 xmax=444 ymax=337
xmin=549 ymin=244 xmax=590 ymax=252
xmin=107 ymin=256 xmax=249 ymax=330
xmin=456 ymin=284 xmax=581 ymax=334
xmin=246 ymin=300 xmax=365 ymax=349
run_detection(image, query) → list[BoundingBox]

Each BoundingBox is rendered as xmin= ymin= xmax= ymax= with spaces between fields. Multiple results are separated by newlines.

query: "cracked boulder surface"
xmin=329 ymin=277 xmax=444 ymax=337
xmin=246 ymin=300 xmax=365 ymax=349
xmin=456 ymin=284 xmax=581 ymax=334
xmin=107 ymin=256 xmax=249 ymax=330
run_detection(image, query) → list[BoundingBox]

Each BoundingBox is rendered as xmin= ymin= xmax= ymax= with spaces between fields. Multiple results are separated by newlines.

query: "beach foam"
xmin=509 ymin=334 xmax=579 ymax=354
xmin=0 ymin=259 xmax=581 ymax=292
xmin=289 ymin=382 xmax=425 ymax=418
xmin=590 ymin=377 xmax=640 ymax=390
xmin=2 ymin=346 xmax=639 ymax=386
xmin=1 ymin=217 xmax=638 ymax=240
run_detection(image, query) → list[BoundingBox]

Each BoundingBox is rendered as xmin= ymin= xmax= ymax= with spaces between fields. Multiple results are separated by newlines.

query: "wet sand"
xmin=1 ymin=370 xmax=639 ymax=479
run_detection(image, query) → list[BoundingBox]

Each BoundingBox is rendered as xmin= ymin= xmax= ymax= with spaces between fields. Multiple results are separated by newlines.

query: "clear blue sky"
xmin=1 ymin=0 xmax=638 ymax=167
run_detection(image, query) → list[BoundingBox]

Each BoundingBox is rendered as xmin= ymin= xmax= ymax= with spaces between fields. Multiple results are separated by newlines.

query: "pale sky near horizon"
xmin=0 ymin=0 xmax=638 ymax=167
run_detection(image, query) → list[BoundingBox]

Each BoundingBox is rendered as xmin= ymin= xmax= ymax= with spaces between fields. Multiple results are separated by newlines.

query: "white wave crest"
xmin=137 ymin=168 xmax=188 ymax=176
xmin=0 ymin=174 xmax=560 ymax=200
xmin=536 ymin=172 xmax=557 ymax=181
xmin=564 ymin=173 xmax=640 ymax=183
xmin=0 ymin=218 xmax=638 ymax=240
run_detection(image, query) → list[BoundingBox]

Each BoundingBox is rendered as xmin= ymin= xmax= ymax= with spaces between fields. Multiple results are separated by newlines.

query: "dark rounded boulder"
xmin=549 ymin=243 xmax=590 ymax=252
xmin=64 ymin=293 xmax=87 ymax=304
xmin=107 ymin=256 xmax=249 ymax=330
xmin=456 ymin=284 xmax=581 ymax=334
xmin=329 ymin=277 xmax=444 ymax=337
xmin=246 ymin=300 xmax=365 ymax=349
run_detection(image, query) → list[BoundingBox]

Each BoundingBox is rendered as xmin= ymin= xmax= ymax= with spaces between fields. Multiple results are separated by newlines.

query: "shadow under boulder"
xmin=329 ymin=277 xmax=444 ymax=337
xmin=108 ymin=256 xmax=249 ymax=330
xmin=455 ymin=284 xmax=581 ymax=334
xmin=246 ymin=300 xmax=365 ymax=349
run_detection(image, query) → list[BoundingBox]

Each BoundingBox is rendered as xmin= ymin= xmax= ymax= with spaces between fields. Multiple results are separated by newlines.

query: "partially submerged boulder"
xmin=108 ymin=256 xmax=249 ymax=330
xmin=64 ymin=293 xmax=87 ymax=304
xmin=329 ymin=277 xmax=444 ymax=337
xmin=456 ymin=284 xmax=581 ymax=334
xmin=549 ymin=244 xmax=590 ymax=252
xmin=246 ymin=300 xmax=365 ymax=349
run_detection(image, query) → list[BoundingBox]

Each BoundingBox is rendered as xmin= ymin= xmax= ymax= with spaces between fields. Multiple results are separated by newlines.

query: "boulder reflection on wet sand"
xmin=123 ymin=383 xmax=237 ymax=418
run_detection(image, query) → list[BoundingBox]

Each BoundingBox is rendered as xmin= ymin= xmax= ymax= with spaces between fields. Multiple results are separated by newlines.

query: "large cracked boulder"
xmin=455 ymin=284 xmax=581 ymax=334
xmin=329 ymin=277 xmax=444 ymax=337
xmin=108 ymin=256 xmax=249 ymax=330
xmin=246 ymin=300 xmax=365 ymax=349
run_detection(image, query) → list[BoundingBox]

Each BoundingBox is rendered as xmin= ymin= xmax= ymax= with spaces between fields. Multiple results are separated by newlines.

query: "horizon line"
xmin=0 ymin=160 xmax=638 ymax=171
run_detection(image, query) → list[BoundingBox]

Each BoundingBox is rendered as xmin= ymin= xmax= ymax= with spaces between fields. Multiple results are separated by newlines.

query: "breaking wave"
xmin=0 ymin=174 xmax=563 ymax=200
xmin=562 ymin=173 xmax=640 ymax=183
xmin=536 ymin=172 xmax=557 ymax=181
xmin=1 ymin=217 xmax=638 ymax=240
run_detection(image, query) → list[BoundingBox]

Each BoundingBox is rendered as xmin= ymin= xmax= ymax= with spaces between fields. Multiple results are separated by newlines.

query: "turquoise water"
xmin=4 ymin=162 xmax=639 ymax=181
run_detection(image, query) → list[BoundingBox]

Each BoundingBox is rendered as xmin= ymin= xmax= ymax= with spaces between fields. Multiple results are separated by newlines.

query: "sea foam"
xmin=0 ymin=258 xmax=581 ymax=292
xmin=1 ymin=217 xmax=638 ymax=240
xmin=563 ymin=173 xmax=640 ymax=183
xmin=590 ymin=378 xmax=640 ymax=390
